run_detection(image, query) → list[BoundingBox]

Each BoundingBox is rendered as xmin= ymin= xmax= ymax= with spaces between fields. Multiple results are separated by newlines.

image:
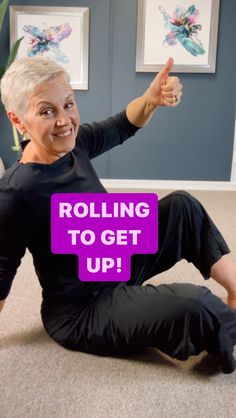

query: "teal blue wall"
xmin=1 ymin=0 xmax=235 ymax=180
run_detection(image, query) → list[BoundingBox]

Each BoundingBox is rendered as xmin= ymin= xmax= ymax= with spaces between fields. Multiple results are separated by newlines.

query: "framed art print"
xmin=10 ymin=5 xmax=89 ymax=89
xmin=136 ymin=0 xmax=220 ymax=73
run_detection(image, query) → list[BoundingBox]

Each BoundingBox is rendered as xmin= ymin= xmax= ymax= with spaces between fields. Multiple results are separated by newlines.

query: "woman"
xmin=0 ymin=57 xmax=236 ymax=373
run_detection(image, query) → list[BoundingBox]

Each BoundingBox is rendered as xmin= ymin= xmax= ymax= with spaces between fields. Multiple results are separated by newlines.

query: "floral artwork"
xmin=136 ymin=0 xmax=220 ymax=72
xmin=10 ymin=6 xmax=89 ymax=89
xmin=159 ymin=4 xmax=205 ymax=57
xmin=23 ymin=22 xmax=72 ymax=63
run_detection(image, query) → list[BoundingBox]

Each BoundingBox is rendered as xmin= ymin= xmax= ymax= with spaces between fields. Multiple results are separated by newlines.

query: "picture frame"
xmin=136 ymin=0 xmax=220 ymax=73
xmin=10 ymin=5 xmax=89 ymax=90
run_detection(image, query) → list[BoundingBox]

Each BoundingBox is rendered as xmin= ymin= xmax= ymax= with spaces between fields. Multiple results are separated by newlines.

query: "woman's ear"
xmin=7 ymin=111 xmax=26 ymax=135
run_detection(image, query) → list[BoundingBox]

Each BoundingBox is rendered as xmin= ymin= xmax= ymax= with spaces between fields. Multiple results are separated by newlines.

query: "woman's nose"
xmin=56 ymin=110 xmax=71 ymax=126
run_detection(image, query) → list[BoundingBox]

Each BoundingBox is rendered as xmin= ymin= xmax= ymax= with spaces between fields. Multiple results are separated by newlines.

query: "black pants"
xmin=41 ymin=191 xmax=236 ymax=373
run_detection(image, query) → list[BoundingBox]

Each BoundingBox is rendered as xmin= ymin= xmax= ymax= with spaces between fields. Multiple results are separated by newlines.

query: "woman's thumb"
xmin=159 ymin=57 xmax=174 ymax=81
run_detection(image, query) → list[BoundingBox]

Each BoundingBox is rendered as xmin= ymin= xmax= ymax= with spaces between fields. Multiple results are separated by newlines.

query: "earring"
xmin=21 ymin=131 xmax=28 ymax=141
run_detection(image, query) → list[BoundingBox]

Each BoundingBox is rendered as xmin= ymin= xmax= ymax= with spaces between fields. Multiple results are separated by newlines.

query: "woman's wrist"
xmin=144 ymin=88 xmax=160 ymax=112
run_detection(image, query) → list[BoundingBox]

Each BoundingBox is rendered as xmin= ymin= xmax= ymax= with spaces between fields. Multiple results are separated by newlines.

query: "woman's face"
xmin=18 ymin=74 xmax=80 ymax=161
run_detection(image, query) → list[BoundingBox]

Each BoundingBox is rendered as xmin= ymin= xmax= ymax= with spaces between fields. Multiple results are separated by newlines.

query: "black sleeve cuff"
xmin=121 ymin=109 xmax=142 ymax=134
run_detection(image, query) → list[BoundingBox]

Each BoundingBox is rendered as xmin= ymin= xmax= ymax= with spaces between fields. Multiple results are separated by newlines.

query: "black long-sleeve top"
xmin=0 ymin=110 xmax=140 ymax=303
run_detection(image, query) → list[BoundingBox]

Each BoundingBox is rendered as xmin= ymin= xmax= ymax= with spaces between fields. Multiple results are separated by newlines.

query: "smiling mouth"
xmin=54 ymin=128 xmax=73 ymax=138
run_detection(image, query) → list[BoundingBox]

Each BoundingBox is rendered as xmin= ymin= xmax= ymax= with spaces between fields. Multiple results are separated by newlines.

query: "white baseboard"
xmin=101 ymin=179 xmax=236 ymax=191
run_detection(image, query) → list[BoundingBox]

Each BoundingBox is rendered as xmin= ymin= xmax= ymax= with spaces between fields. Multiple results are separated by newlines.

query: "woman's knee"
xmin=166 ymin=283 xmax=211 ymax=303
xmin=166 ymin=190 xmax=200 ymax=207
xmin=159 ymin=190 xmax=197 ymax=217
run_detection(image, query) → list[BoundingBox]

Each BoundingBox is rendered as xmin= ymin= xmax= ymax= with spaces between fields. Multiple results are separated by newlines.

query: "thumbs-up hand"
xmin=146 ymin=58 xmax=183 ymax=108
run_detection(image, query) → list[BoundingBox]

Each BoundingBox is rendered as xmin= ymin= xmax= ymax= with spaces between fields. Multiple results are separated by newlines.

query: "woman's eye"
xmin=41 ymin=109 xmax=53 ymax=116
xmin=66 ymin=102 xmax=74 ymax=109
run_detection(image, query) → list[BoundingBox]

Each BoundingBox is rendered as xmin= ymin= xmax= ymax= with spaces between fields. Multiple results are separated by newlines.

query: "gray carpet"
xmin=1 ymin=189 xmax=236 ymax=418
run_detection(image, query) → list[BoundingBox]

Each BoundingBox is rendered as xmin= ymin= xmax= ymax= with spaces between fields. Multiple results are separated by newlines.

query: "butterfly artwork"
xmin=22 ymin=22 xmax=72 ymax=63
xmin=159 ymin=4 xmax=205 ymax=57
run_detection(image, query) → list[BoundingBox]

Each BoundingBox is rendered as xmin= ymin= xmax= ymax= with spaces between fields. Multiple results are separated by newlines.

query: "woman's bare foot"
xmin=210 ymin=255 xmax=236 ymax=308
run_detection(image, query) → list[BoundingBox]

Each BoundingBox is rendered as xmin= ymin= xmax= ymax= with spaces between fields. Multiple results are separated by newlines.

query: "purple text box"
xmin=51 ymin=193 xmax=158 ymax=282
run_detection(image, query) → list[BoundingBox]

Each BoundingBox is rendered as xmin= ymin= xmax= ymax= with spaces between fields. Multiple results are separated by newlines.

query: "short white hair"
xmin=0 ymin=57 xmax=70 ymax=116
